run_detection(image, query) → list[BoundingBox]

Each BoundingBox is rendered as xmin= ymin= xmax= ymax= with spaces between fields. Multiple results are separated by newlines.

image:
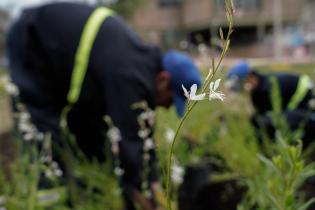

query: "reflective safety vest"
xmin=43 ymin=7 xmax=114 ymax=207
xmin=287 ymin=74 xmax=312 ymax=111
xmin=67 ymin=7 xmax=114 ymax=105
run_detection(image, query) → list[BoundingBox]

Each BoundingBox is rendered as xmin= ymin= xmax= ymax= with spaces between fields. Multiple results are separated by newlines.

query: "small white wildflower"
xmin=23 ymin=132 xmax=34 ymax=141
xmin=209 ymin=79 xmax=225 ymax=101
xmin=5 ymin=82 xmax=19 ymax=96
xmin=20 ymin=112 xmax=30 ymax=122
xmin=138 ymin=129 xmax=150 ymax=139
xmin=18 ymin=121 xmax=33 ymax=133
xmin=107 ymin=127 xmax=121 ymax=143
xmin=54 ymin=169 xmax=63 ymax=177
xmin=45 ymin=169 xmax=53 ymax=178
xmin=171 ymin=163 xmax=184 ymax=184
xmin=139 ymin=111 xmax=155 ymax=127
xmin=114 ymin=167 xmax=125 ymax=176
xmin=182 ymin=84 xmax=206 ymax=101
xmin=144 ymin=138 xmax=154 ymax=151
xmin=164 ymin=128 xmax=175 ymax=143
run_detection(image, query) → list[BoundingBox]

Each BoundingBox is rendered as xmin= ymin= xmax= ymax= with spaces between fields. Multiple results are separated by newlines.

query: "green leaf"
xmin=297 ymin=197 xmax=315 ymax=210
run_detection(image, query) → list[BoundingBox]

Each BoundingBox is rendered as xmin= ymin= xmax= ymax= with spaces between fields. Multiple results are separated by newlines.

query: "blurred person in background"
xmin=6 ymin=2 xmax=202 ymax=210
xmin=226 ymin=61 xmax=315 ymax=147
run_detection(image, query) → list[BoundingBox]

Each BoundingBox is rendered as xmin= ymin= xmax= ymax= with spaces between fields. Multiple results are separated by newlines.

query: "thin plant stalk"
xmin=165 ymin=1 xmax=234 ymax=209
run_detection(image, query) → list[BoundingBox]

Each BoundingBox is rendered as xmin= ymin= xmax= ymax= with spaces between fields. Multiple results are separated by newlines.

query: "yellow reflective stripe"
xmin=67 ymin=7 xmax=114 ymax=104
xmin=37 ymin=187 xmax=67 ymax=207
xmin=287 ymin=75 xmax=311 ymax=110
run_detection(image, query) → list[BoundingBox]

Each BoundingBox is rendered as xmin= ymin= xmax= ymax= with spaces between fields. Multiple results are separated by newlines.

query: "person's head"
xmin=226 ymin=61 xmax=259 ymax=93
xmin=155 ymin=50 xmax=202 ymax=117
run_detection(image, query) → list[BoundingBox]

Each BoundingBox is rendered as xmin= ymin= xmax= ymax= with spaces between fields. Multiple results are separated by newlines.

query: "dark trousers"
xmin=251 ymin=110 xmax=315 ymax=148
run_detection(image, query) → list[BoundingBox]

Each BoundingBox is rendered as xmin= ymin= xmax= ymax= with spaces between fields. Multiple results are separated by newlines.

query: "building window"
xmin=215 ymin=0 xmax=261 ymax=10
xmin=159 ymin=0 xmax=182 ymax=7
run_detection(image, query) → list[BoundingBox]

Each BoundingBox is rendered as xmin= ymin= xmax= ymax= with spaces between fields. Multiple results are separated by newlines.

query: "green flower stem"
xmin=165 ymin=106 xmax=192 ymax=210
xmin=165 ymin=2 xmax=234 ymax=209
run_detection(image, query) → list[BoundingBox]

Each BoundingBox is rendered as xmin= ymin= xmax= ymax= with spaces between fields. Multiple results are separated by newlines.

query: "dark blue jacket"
xmin=6 ymin=2 xmax=161 ymax=197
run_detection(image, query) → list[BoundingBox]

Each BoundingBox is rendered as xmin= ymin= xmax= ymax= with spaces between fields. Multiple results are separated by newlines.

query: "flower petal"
xmin=191 ymin=93 xmax=206 ymax=101
xmin=213 ymin=79 xmax=221 ymax=91
xmin=209 ymin=91 xmax=225 ymax=101
xmin=182 ymin=84 xmax=190 ymax=99
xmin=190 ymin=84 xmax=198 ymax=96
xmin=209 ymin=81 xmax=214 ymax=91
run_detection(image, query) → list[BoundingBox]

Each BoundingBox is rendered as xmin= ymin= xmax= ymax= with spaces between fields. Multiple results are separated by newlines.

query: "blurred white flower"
xmin=20 ymin=112 xmax=30 ymax=122
xmin=0 ymin=196 xmax=6 ymax=205
xmin=139 ymin=110 xmax=155 ymax=127
xmin=23 ymin=133 xmax=34 ymax=141
xmin=54 ymin=169 xmax=63 ymax=177
xmin=45 ymin=169 xmax=53 ymax=178
xmin=144 ymin=138 xmax=154 ymax=151
xmin=182 ymin=84 xmax=206 ymax=101
xmin=209 ymin=79 xmax=225 ymax=101
xmin=165 ymin=128 xmax=175 ymax=143
xmin=107 ymin=127 xmax=121 ymax=143
xmin=5 ymin=82 xmax=19 ymax=96
xmin=171 ymin=162 xmax=184 ymax=184
xmin=138 ymin=129 xmax=150 ymax=139
xmin=114 ymin=167 xmax=125 ymax=176
xmin=18 ymin=122 xmax=33 ymax=133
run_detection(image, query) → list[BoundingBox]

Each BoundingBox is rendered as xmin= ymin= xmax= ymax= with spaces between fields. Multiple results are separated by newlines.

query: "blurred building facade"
xmin=0 ymin=9 xmax=9 ymax=67
xmin=130 ymin=0 xmax=309 ymax=57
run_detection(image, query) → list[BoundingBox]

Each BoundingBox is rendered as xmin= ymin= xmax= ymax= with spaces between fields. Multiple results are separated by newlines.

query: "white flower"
xmin=23 ymin=133 xmax=34 ymax=141
xmin=164 ymin=128 xmax=175 ymax=143
xmin=139 ymin=110 xmax=155 ymax=127
xmin=54 ymin=169 xmax=63 ymax=177
xmin=138 ymin=129 xmax=150 ymax=139
xmin=114 ymin=167 xmax=125 ymax=176
xmin=5 ymin=82 xmax=19 ymax=96
xmin=182 ymin=84 xmax=206 ymax=101
xmin=107 ymin=127 xmax=121 ymax=143
xmin=45 ymin=169 xmax=53 ymax=178
xmin=20 ymin=112 xmax=30 ymax=122
xmin=209 ymin=79 xmax=225 ymax=101
xmin=144 ymin=138 xmax=155 ymax=151
xmin=171 ymin=163 xmax=184 ymax=184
